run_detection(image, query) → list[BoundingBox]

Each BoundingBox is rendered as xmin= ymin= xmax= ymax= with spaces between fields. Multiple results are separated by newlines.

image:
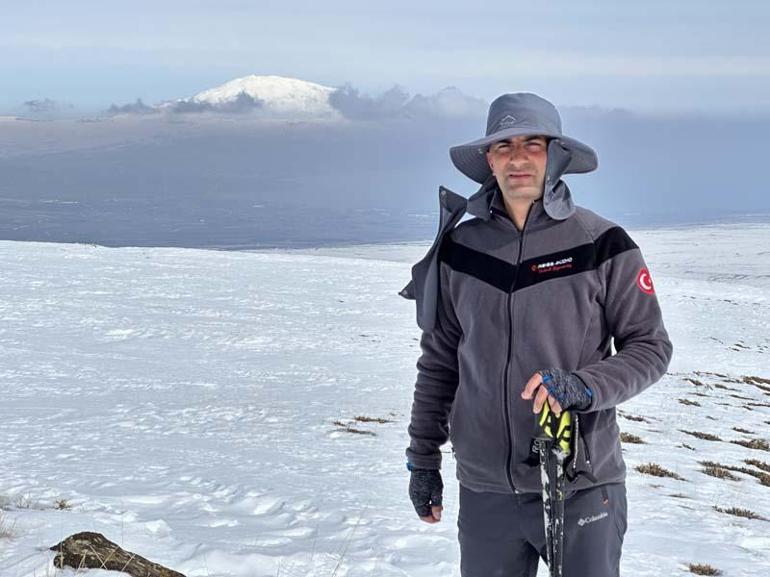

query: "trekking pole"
xmin=534 ymin=401 xmax=573 ymax=577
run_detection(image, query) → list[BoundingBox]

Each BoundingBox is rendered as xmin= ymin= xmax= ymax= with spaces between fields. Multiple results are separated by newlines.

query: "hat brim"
xmin=449 ymin=127 xmax=598 ymax=184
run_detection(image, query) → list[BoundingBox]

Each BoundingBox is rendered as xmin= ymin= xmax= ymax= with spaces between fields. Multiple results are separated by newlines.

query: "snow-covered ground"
xmin=0 ymin=222 xmax=768 ymax=577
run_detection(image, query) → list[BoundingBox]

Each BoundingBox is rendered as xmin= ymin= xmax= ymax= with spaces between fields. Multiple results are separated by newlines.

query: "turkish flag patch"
xmin=636 ymin=267 xmax=655 ymax=294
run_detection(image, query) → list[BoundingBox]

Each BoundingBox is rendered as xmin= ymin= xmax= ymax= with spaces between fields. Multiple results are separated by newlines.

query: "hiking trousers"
xmin=458 ymin=482 xmax=627 ymax=577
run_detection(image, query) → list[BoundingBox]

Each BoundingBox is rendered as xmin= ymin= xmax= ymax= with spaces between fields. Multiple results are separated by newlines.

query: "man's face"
xmin=486 ymin=135 xmax=548 ymax=201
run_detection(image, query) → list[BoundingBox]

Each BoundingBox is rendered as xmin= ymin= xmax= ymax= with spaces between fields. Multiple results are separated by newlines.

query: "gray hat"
xmin=449 ymin=93 xmax=598 ymax=183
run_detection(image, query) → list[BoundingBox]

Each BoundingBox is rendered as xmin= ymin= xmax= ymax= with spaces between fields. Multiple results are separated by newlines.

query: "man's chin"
xmin=502 ymin=185 xmax=542 ymax=199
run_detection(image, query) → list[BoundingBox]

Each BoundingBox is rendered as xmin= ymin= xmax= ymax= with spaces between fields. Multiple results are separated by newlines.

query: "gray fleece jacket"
xmin=401 ymin=161 xmax=673 ymax=495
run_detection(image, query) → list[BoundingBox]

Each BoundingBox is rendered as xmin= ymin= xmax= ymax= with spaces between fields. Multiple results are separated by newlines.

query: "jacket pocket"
xmin=567 ymin=421 xmax=594 ymax=482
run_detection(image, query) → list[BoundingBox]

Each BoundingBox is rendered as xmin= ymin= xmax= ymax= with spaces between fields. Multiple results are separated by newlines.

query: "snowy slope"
xmin=0 ymin=223 xmax=769 ymax=577
xmin=188 ymin=75 xmax=341 ymax=118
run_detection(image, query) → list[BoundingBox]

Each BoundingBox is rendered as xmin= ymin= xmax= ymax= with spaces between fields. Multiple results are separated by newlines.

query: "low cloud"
xmin=212 ymin=91 xmax=264 ymax=114
xmin=108 ymin=91 xmax=264 ymax=116
xmin=329 ymin=84 xmax=487 ymax=121
xmin=167 ymin=99 xmax=215 ymax=114
xmin=107 ymin=98 xmax=158 ymax=116
xmin=404 ymin=87 xmax=487 ymax=119
xmin=329 ymin=84 xmax=410 ymax=120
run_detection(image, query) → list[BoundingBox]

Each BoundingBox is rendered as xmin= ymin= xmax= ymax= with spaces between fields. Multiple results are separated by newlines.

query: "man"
xmin=400 ymin=93 xmax=673 ymax=577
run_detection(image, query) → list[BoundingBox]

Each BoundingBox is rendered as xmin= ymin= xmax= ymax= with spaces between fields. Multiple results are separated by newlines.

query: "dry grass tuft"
xmin=688 ymin=563 xmax=722 ymax=576
xmin=332 ymin=420 xmax=377 ymax=436
xmin=733 ymin=427 xmax=755 ymax=434
xmin=694 ymin=371 xmax=728 ymax=378
xmin=635 ymin=463 xmax=685 ymax=480
xmin=681 ymin=430 xmax=723 ymax=442
xmin=701 ymin=464 xmax=739 ymax=481
xmin=621 ymin=414 xmax=647 ymax=423
xmin=353 ymin=415 xmax=394 ymax=424
xmin=742 ymin=375 xmax=770 ymax=385
xmin=745 ymin=459 xmax=770 ymax=473
xmin=731 ymin=438 xmax=770 ymax=451
xmin=712 ymin=383 xmax=738 ymax=391
xmin=620 ymin=432 xmax=644 ymax=444
xmin=700 ymin=460 xmax=770 ymax=487
xmin=679 ymin=398 xmax=701 ymax=407
xmin=713 ymin=506 xmax=767 ymax=521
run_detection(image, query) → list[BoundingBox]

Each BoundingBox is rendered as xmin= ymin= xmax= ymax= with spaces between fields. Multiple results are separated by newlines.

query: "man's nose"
xmin=509 ymin=145 xmax=530 ymax=163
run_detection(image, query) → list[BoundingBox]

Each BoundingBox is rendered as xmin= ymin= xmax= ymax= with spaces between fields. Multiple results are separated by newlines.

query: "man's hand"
xmin=409 ymin=468 xmax=443 ymax=523
xmin=521 ymin=368 xmax=593 ymax=416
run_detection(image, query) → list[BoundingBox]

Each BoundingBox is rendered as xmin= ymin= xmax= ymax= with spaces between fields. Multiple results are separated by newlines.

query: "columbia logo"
xmin=497 ymin=115 xmax=518 ymax=130
xmin=577 ymin=511 xmax=608 ymax=527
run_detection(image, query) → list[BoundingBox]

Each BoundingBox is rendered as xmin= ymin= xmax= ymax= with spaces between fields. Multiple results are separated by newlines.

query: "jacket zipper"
xmin=502 ymin=201 xmax=536 ymax=494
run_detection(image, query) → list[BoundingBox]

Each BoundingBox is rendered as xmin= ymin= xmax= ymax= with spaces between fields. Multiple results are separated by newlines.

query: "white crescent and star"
xmin=637 ymin=268 xmax=655 ymax=294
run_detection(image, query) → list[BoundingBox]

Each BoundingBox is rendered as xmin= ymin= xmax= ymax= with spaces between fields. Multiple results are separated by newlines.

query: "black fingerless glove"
xmin=408 ymin=466 xmax=443 ymax=517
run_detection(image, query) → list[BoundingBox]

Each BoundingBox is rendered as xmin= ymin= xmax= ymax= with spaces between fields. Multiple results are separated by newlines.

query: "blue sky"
xmin=1 ymin=0 xmax=769 ymax=113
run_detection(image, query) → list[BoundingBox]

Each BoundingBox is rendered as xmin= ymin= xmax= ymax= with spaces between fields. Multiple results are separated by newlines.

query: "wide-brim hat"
xmin=450 ymin=93 xmax=598 ymax=183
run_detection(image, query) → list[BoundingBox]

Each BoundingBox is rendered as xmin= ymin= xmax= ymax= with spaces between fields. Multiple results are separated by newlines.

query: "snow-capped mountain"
xmin=147 ymin=75 xmax=485 ymax=120
xmin=182 ymin=74 xmax=342 ymax=118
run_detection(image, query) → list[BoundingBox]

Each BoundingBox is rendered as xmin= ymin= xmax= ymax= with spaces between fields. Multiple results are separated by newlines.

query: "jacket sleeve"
xmin=574 ymin=230 xmax=673 ymax=412
xmin=405 ymin=260 xmax=462 ymax=470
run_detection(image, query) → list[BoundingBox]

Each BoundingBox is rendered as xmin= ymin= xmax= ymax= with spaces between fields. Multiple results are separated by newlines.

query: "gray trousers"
xmin=458 ymin=483 xmax=627 ymax=577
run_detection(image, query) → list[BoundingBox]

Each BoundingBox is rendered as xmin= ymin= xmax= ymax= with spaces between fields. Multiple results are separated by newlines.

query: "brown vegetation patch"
xmin=713 ymin=506 xmax=766 ymax=521
xmin=681 ymin=430 xmax=723 ymax=442
xmin=620 ymin=432 xmax=644 ymax=444
xmin=679 ymin=398 xmax=701 ymax=407
xmin=332 ymin=420 xmax=377 ymax=436
xmin=688 ymin=563 xmax=722 ymax=576
xmin=621 ymin=414 xmax=647 ymax=422
xmin=742 ymin=375 xmax=770 ymax=385
xmin=700 ymin=460 xmax=770 ymax=487
xmin=745 ymin=459 xmax=770 ymax=473
xmin=712 ymin=383 xmax=738 ymax=391
xmin=353 ymin=415 xmax=394 ymax=424
xmin=731 ymin=438 xmax=770 ymax=451
xmin=700 ymin=464 xmax=739 ymax=481
xmin=635 ymin=463 xmax=685 ymax=480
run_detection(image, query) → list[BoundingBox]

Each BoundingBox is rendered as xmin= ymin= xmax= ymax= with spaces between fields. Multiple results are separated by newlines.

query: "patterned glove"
xmin=408 ymin=466 xmax=443 ymax=518
xmin=538 ymin=368 xmax=593 ymax=411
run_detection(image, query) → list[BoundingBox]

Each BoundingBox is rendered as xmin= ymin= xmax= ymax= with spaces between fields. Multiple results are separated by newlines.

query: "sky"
xmin=1 ymin=0 xmax=769 ymax=114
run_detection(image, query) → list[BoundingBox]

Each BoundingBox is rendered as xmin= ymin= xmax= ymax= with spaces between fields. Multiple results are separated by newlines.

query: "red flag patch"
xmin=636 ymin=267 xmax=655 ymax=294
